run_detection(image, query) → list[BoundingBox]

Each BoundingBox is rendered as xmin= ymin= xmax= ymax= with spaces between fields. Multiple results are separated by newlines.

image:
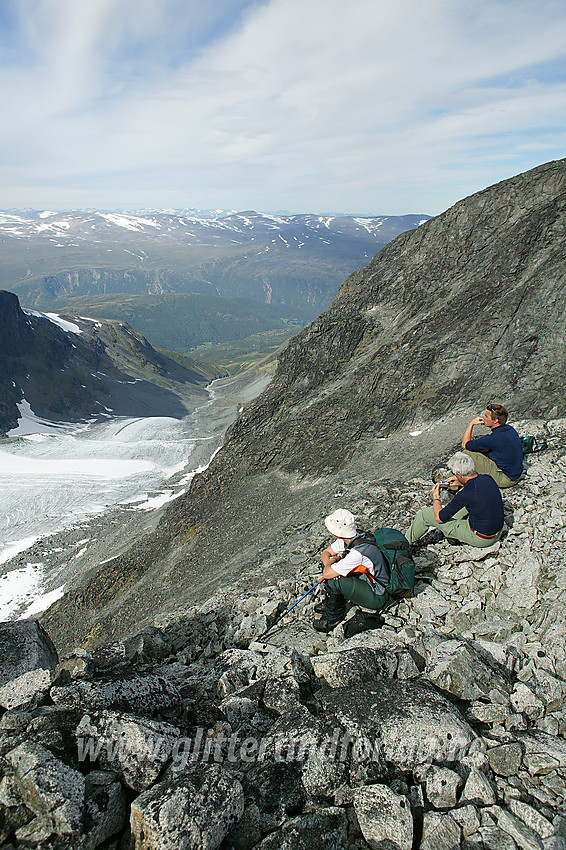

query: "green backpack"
xmin=373 ymin=527 xmax=416 ymax=599
xmin=521 ymin=435 xmax=548 ymax=455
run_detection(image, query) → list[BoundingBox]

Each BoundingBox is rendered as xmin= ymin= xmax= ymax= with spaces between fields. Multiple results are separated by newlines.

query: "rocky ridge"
xmin=2 ymin=420 xmax=565 ymax=849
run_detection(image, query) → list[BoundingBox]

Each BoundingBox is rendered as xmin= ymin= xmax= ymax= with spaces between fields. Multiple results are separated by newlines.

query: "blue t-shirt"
xmin=465 ymin=423 xmax=523 ymax=480
xmin=439 ymin=474 xmax=504 ymax=536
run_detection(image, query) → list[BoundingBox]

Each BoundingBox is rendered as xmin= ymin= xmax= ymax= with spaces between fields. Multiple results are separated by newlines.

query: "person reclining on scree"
xmin=406 ymin=452 xmax=504 ymax=548
xmin=462 ymin=402 xmax=523 ymax=488
xmin=313 ymin=508 xmax=389 ymax=634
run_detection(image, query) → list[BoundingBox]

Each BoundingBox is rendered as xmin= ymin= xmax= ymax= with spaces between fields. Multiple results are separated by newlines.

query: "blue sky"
xmin=1 ymin=0 xmax=565 ymax=215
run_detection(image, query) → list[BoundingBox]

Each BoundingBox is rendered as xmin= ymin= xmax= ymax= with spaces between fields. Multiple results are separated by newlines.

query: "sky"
xmin=1 ymin=0 xmax=566 ymax=216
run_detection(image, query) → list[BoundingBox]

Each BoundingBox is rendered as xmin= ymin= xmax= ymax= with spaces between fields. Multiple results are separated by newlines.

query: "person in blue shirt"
xmin=462 ymin=403 xmax=523 ymax=488
xmin=406 ymin=452 xmax=504 ymax=548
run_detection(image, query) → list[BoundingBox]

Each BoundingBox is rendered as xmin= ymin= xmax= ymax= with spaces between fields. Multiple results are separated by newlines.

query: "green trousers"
xmin=406 ymin=506 xmax=502 ymax=548
xmin=463 ymin=449 xmax=521 ymax=489
xmin=327 ymin=575 xmax=388 ymax=611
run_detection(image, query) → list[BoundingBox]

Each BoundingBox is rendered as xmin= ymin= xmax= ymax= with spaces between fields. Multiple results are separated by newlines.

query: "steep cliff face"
xmin=0 ymin=290 xmax=219 ymax=434
xmin=221 ymin=157 xmax=566 ymax=475
xmin=40 ymin=159 xmax=566 ymax=648
xmin=0 ymin=291 xmax=34 ymax=430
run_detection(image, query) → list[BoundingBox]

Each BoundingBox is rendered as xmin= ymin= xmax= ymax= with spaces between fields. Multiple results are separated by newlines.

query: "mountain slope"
xmin=0 ymin=290 xmax=221 ymax=435
xmin=40 ymin=159 xmax=566 ymax=648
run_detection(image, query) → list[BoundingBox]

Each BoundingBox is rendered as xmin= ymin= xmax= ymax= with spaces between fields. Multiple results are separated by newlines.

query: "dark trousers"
xmin=326 ymin=575 xmax=388 ymax=612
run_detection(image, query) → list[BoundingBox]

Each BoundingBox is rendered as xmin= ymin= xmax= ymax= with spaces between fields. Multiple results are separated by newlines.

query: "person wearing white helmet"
xmin=313 ymin=508 xmax=390 ymax=633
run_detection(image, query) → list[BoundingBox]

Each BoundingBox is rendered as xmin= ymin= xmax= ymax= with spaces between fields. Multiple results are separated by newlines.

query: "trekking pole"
xmin=255 ymin=578 xmax=324 ymax=642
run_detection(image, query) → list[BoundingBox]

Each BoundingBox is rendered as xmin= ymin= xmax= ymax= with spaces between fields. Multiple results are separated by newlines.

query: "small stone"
xmin=460 ymin=768 xmax=497 ymax=806
xmin=425 ymin=766 xmax=463 ymax=809
xmin=353 ymin=784 xmax=413 ymax=850
xmin=421 ymin=811 xmax=462 ymax=850
xmin=487 ymin=743 xmax=523 ymax=777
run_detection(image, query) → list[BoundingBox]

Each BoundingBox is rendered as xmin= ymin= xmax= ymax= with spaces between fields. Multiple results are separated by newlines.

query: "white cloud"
xmin=1 ymin=0 xmax=565 ymax=213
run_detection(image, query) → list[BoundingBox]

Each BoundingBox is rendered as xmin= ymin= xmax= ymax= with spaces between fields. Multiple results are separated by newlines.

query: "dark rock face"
xmin=221 ymin=158 xmax=566 ymax=475
xmin=0 ymin=622 xmax=58 ymax=689
xmin=0 ymin=290 xmax=217 ymax=434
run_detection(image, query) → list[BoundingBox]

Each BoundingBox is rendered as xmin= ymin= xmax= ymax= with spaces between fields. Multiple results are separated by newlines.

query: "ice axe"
xmin=255 ymin=578 xmax=325 ymax=642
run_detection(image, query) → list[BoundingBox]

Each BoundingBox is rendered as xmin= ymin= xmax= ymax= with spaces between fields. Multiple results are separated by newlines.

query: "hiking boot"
xmin=418 ymin=529 xmax=444 ymax=548
xmin=314 ymin=600 xmax=326 ymax=614
xmin=312 ymin=611 xmax=347 ymax=633
xmin=446 ymin=537 xmax=463 ymax=546
xmin=343 ymin=609 xmax=384 ymax=638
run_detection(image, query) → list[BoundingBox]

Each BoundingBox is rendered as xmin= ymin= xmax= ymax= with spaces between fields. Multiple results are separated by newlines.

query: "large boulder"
xmin=0 ymin=621 xmax=58 ymax=710
xmin=130 ymin=766 xmax=244 ymax=850
xmin=50 ymin=672 xmax=181 ymax=716
xmin=424 ymin=639 xmax=513 ymax=701
xmin=7 ymin=741 xmax=85 ymax=836
xmin=76 ymin=710 xmax=181 ymax=791
xmin=311 ymin=646 xmax=397 ymax=688
xmin=319 ymin=679 xmax=476 ymax=770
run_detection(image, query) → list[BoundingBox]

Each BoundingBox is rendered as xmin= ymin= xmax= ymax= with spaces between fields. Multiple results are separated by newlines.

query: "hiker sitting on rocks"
xmin=406 ymin=452 xmax=504 ymax=549
xmin=313 ymin=508 xmax=389 ymax=634
xmin=462 ymin=403 xmax=523 ymax=488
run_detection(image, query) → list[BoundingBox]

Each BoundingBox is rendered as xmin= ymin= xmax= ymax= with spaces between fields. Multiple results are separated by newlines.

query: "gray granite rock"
xmin=518 ymin=730 xmax=566 ymax=774
xmin=242 ymin=761 xmax=306 ymax=834
xmin=262 ymin=675 xmax=301 ymax=714
xmin=0 ymin=621 xmax=58 ymax=687
xmin=251 ymin=807 xmax=348 ymax=850
xmin=498 ymin=809 xmax=544 ymax=850
xmin=0 ymin=667 xmax=53 ymax=712
xmin=354 ymin=784 xmax=413 ymax=850
xmin=83 ymin=771 xmax=127 ymax=850
xmin=451 ymin=804 xmax=481 ymax=838
xmin=474 ymin=825 xmax=519 ymax=849
xmin=311 ymin=646 xmax=397 ymax=688
xmin=0 ymin=621 xmax=58 ymax=710
xmin=425 ymin=765 xmax=463 ymax=809
xmin=7 ymin=740 xmax=85 ymax=835
xmin=130 ymin=766 xmax=244 ymax=850
xmin=421 ymin=810 xmax=462 ymax=850
xmin=510 ymin=683 xmax=545 ymax=720
xmin=76 ymin=710 xmax=180 ymax=791
xmin=319 ymin=678 xmax=476 ymax=769
xmin=301 ymin=741 xmax=349 ymax=797
xmin=425 ymin=639 xmax=512 ymax=701
xmin=51 ymin=672 xmax=181 ymax=716
xmin=460 ymin=768 xmax=497 ymax=806
xmin=487 ymin=742 xmax=523 ymax=777
xmin=507 ymin=800 xmax=554 ymax=840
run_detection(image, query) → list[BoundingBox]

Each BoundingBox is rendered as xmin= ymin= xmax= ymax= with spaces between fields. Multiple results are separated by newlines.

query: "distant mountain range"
xmin=0 ymin=209 xmax=430 ymax=354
